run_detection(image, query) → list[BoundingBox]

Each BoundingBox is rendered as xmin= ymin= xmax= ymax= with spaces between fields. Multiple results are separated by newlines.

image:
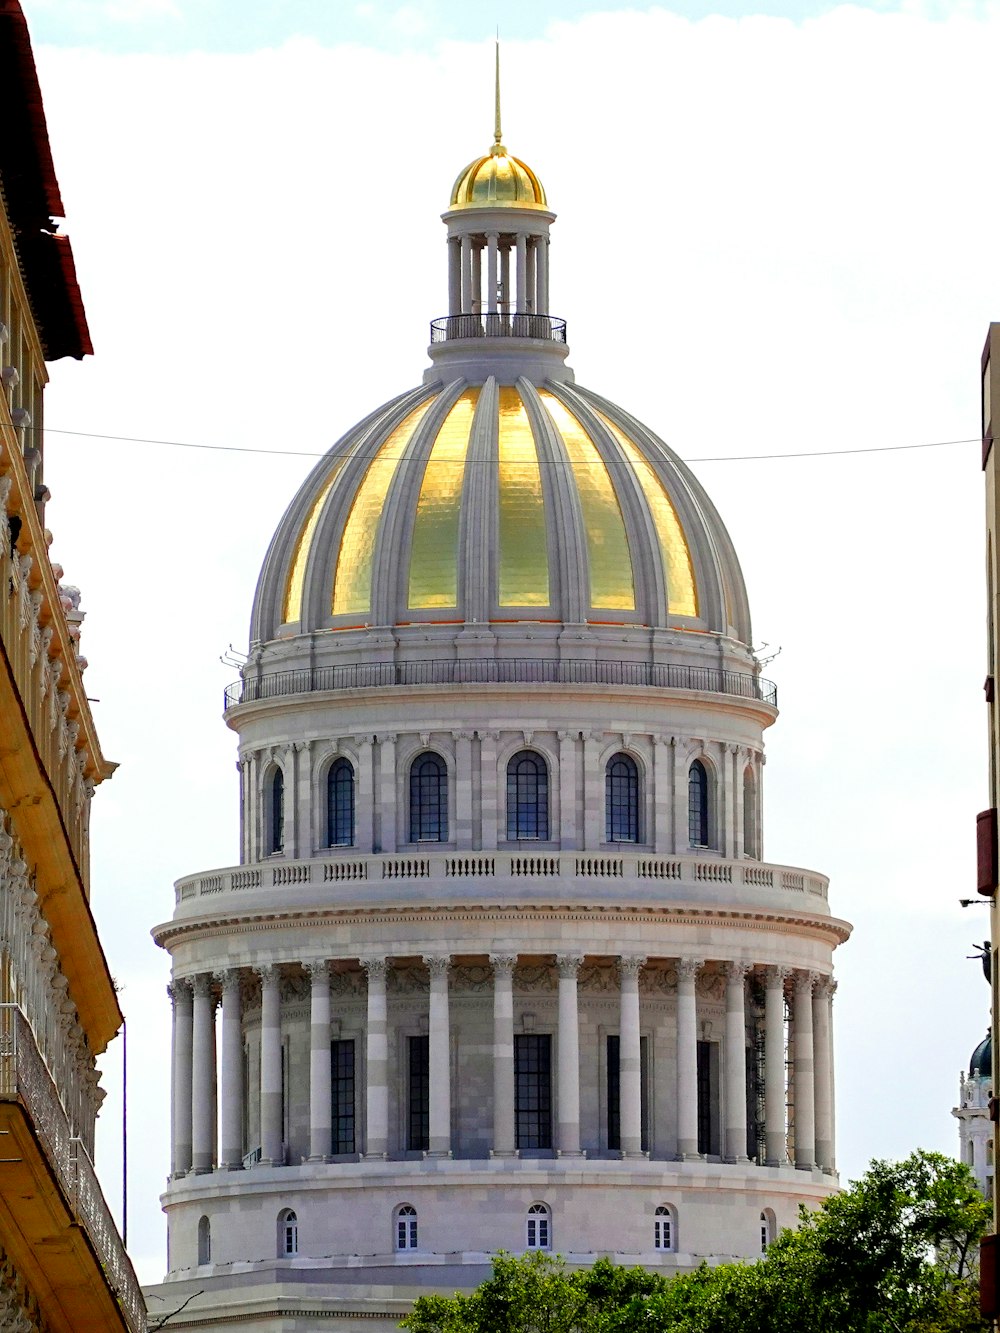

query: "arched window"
xmin=688 ymin=760 xmax=710 ymax=848
xmin=760 ymin=1209 xmax=775 ymax=1254
xmin=654 ymin=1205 xmax=675 ymax=1252
xmin=197 ymin=1215 xmax=211 ymax=1265
xmin=409 ymin=754 xmax=448 ymax=842
xmin=328 ymin=758 xmax=355 ymax=847
xmin=279 ymin=1208 xmax=298 ymax=1257
xmin=743 ymin=766 xmax=756 ymax=859
xmin=606 ymin=753 xmax=639 ymax=843
xmin=396 ymin=1204 xmax=418 ymax=1250
xmin=268 ymin=767 xmax=285 ymax=854
xmin=506 ymin=751 xmax=549 ymax=841
xmin=526 ymin=1202 xmax=550 ymax=1250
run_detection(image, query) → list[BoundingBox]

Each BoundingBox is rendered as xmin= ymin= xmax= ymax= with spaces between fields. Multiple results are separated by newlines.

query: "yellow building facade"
xmin=0 ymin=4 xmax=144 ymax=1329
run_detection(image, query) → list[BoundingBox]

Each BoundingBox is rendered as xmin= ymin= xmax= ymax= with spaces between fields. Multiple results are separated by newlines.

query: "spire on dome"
xmin=492 ymin=38 xmax=505 ymax=157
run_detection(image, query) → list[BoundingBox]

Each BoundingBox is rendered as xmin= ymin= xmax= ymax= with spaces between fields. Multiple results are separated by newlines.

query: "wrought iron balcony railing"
xmin=430 ymin=313 xmax=567 ymax=343
xmin=0 ymin=1005 xmax=146 ymax=1333
xmin=225 ymin=657 xmax=777 ymax=712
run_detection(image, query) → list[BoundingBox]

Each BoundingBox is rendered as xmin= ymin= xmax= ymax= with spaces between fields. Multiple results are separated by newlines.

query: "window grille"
xmin=328 ymin=758 xmax=355 ymax=846
xmin=526 ymin=1203 xmax=550 ymax=1249
xmin=688 ymin=760 xmax=709 ymax=847
xmin=410 ymin=753 xmax=448 ymax=842
xmin=506 ymin=751 xmax=549 ymax=840
xmin=397 ymin=1205 xmax=418 ymax=1250
xmin=606 ymin=753 xmax=639 ymax=842
xmin=515 ymin=1034 xmax=552 ymax=1150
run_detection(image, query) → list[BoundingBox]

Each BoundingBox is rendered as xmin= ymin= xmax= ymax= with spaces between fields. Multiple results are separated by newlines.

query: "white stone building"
xmin=144 ymin=98 xmax=851 ymax=1330
xmin=955 ymin=1032 xmax=994 ymax=1201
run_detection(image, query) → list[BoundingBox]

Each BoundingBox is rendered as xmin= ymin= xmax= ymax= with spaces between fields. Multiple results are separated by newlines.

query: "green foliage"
xmin=402 ymin=1152 xmax=991 ymax=1333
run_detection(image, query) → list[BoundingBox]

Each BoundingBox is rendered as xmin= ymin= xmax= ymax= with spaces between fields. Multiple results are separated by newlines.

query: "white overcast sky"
xmin=18 ymin=0 xmax=999 ymax=1284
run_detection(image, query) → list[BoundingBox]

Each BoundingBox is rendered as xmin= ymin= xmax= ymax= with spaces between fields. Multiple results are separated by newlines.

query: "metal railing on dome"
xmin=224 ymin=658 xmax=777 ymax=711
xmin=430 ymin=313 xmax=567 ymax=344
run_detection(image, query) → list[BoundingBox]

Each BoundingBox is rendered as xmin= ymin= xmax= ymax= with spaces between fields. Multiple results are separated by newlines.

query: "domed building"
xmin=145 ymin=89 xmax=851 ymax=1330
xmin=954 ymin=1032 xmax=993 ymax=1201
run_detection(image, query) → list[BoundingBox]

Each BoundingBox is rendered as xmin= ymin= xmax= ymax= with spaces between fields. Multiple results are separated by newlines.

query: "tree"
xmin=403 ymin=1152 xmax=991 ymax=1333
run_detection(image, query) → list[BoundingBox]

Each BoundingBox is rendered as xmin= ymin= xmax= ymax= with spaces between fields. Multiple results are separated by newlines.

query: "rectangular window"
xmin=697 ymin=1039 xmax=719 ymax=1156
xmin=408 ymin=1034 xmax=430 ymax=1151
xmin=331 ymin=1039 xmax=355 ymax=1154
xmin=607 ymin=1035 xmax=650 ymax=1153
xmin=515 ymin=1034 xmax=552 ymax=1150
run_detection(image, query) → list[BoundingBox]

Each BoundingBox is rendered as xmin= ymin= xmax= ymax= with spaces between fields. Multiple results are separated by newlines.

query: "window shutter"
xmin=977 ymin=809 xmax=998 ymax=896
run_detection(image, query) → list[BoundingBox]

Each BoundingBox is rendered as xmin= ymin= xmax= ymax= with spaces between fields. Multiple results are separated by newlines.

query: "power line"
xmin=40 ymin=424 xmax=979 ymax=465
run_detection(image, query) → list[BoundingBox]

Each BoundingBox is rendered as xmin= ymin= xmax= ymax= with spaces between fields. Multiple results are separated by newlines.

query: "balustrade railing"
xmin=175 ymin=852 xmax=828 ymax=906
xmin=430 ymin=313 xmax=567 ymax=343
xmin=226 ymin=658 xmax=776 ymax=711
xmin=0 ymin=1005 xmax=146 ymax=1332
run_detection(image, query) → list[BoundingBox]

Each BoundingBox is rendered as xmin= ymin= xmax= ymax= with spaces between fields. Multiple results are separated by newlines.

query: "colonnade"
xmin=168 ymin=955 xmax=836 ymax=1178
xmin=446 ymin=231 xmax=550 ymax=318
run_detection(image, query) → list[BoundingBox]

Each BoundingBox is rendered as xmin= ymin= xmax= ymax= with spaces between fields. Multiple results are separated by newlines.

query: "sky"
xmin=17 ymin=0 xmax=999 ymax=1287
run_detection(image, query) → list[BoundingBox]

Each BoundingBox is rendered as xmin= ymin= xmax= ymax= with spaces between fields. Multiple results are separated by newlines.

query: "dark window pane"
xmin=410 ymin=754 xmax=448 ymax=842
xmin=688 ymin=761 xmax=709 ymax=847
xmin=697 ymin=1038 xmax=719 ymax=1155
xmin=331 ymin=1039 xmax=355 ymax=1154
xmin=506 ymin=751 xmax=549 ymax=841
xmin=271 ymin=769 xmax=284 ymax=853
xmin=515 ymin=1034 xmax=552 ymax=1149
xmin=328 ymin=759 xmax=355 ymax=847
xmin=408 ymin=1035 xmax=429 ymax=1151
xmin=607 ymin=1035 xmax=620 ymax=1150
xmin=606 ymin=754 xmax=639 ymax=842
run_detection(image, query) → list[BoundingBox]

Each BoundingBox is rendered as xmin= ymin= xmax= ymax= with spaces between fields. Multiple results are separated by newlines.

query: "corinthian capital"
xmin=556 ymin=954 xmax=584 ymax=980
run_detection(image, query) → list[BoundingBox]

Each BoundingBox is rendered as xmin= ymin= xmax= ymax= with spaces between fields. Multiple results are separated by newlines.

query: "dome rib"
xmin=456 ymin=375 xmax=500 ymax=627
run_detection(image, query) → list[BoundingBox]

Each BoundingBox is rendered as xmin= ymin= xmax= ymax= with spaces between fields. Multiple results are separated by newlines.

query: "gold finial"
xmin=491 ymin=36 xmax=505 ymax=156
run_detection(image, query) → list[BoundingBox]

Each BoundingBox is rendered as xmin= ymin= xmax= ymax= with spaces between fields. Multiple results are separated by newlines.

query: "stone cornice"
xmin=152 ymin=899 xmax=851 ymax=952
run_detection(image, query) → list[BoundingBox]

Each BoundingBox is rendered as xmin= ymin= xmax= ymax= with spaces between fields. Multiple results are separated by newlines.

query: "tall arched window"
xmin=268 ymin=767 xmax=285 ymax=854
xmin=396 ymin=1204 xmax=418 ymax=1250
xmin=654 ymin=1205 xmax=676 ymax=1251
xmin=688 ymin=760 xmax=710 ymax=848
xmin=742 ymin=766 xmax=756 ymax=859
xmin=410 ymin=754 xmax=448 ymax=842
xmin=197 ymin=1215 xmax=211 ymax=1265
xmin=328 ymin=758 xmax=355 ymax=847
xmin=606 ymin=753 xmax=639 ymax=843
xmin=526 ymin=1202 xmax=550 ymax=1250
xmin=279 ymin=1208 xmax=298 ymax=1257
xmin=506 ymin=751 xmax=549 ymax=841
xmin=760 ymin=1209 xmax=776 ymax=1253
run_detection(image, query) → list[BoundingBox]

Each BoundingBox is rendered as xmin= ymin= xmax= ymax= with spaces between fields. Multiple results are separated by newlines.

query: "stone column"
xmin=793 ymin=971 xmax=817 ymax=1169
xmin=723 ymin=961 xmax=751 ymax=1162
xmin=217 ymin=970 xmax=244 ymax=1169
xmin=486 ymin=233 xmax=499 ymax=314
xmin=425 ymin=955 xmax=453 ymax=1156
xmin=500 ymin=244 xmax=510 ymax=312
xmin=448 ymin=236 xmax=461 ymax=317
xmin=515 ymin=234 xmax=527 ymax=314
xmin=676 ymin=958 xmax=702 ymax=1159
xmin=764 ymin=966 xmax=789 ymax=1166
xmin=583 ymin=733 xmax=601 ymax=850
xmin=653 ymin=737 xmax=671 ymax=852
xmin=170 ymin=980 xmax=193 ymax=1177
xmin=377 ymin=734 xmax=397 ymax=853
xmin=294 ymin=740 xmax=310 ymax=858
xmin=480 ymin=731 xmax=499 ymax=851
xmin=238 ymin=756 xmax=251 ymax=863
xmin=556 ymin=954 xmax=584 ymax=1156
xmin=356 ymin=735 xmax=374 ymax=853
xmin=813 ymin=977 xmax=836 ymax=1172
xmin=734 ymin=747 xmax=746 ymax=858
xmin=526 ymin=238 xmax=537 ymax=312
xmin=672 ymin=739 xmax=688 ymax=851
xmin=460 ymin=235 xmax=473 ymax=315
xmin=557 ymin=731 xmax=577 ymax=847
xmin=618 ymin=955 xmax=647 ymax=1157
xmin=363 ymin=958 xmax=389 ymax=1158
xmin=307 ymin=961 xmax=332 ymax=1162
xmin=537 ymin=235 xmax=549 ymax=314
xmin=490 ymin=954 xmax=517 ymax=1157
xmin=191 ymin=974 xmax=216 ymax=1174
xmin=455 ymin=732 xmax=474 ymax=846
xmin=471 ymin=243 xmax=482 ymax=314
xmin=258 ymin=965 xmax=284 ymax=1166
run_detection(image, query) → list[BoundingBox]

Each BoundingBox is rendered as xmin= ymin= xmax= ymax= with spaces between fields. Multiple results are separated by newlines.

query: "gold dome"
xmin=450 ymin=142 xmax=548 ymax=210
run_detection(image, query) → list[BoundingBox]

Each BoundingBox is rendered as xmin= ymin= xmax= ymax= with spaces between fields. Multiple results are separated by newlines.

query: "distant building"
xmin=0 ymin=4 xmax=144 ymax=1330
xmin=145 ymin=80 xmax=850 ymax=1331
xmin=954 ymin=1032 xmax=993 ymax=1200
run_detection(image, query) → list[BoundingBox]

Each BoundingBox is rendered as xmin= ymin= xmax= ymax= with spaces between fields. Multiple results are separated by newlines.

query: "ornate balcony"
xmin=225 ymin=657 xmax=777 ymax=712
xmin=0 ymin=1005 xmax=146 ymax=1333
